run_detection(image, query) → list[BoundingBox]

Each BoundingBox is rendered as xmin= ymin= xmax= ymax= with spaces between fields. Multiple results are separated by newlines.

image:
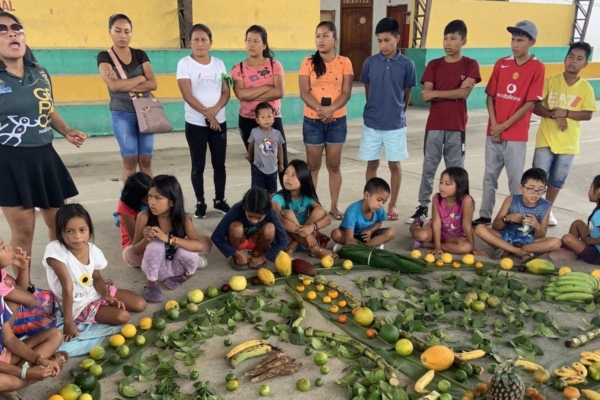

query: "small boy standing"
xmin=331 ymin=177 xmax=397 ymax=250
xmin=532 ymin=42 xmax=596 ymax=226
xmin=246 ymin=102 xmax=285 ymax=195
xmin=359 ymin=17 xmax=416 ymax=221
xmin=407 ymin=19 xmax=481 ymax=224
xmin=473 ymin=20 xmax=545 ymax=226
xmin=474 ymin=168 xmax=561 ymax=261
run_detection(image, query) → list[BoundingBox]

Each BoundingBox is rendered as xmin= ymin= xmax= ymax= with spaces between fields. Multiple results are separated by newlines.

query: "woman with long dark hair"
xmin=298 ymin=21 xmax=353 ymax=221
xmin=232 ymin=25 xmax=288 ymax=186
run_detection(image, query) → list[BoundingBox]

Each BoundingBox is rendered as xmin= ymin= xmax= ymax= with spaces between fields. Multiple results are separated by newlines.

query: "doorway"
xmin=340 ymin=0 xmax=373 ymax=81
xmin=387 ymin=5 xmax=409 ymax=50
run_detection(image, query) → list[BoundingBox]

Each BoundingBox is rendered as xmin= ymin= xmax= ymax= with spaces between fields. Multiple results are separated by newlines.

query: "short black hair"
xmin=567 ymin=41 xmax=592 ymax=61
xmin=521 ymin=168 xmax=547 ymax=186
xmin=511 ymin=30 xmax=533 ymax=41
xmin=444 ymin=20 xmax=467 ymax=39
xmin=375 ymin=17 xmax=399 ymax=37
xmin=55 ymin=204 xmax=95 ymax=247
xmin=255 ymin=102 xmax=274 ymax=116
xmin=364 ymin=177 xmax=391 ymax=195
xmin=191 ymin=23 xmax=212 ymax=41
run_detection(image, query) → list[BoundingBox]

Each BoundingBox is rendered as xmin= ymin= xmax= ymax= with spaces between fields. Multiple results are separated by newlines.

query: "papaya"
xmin=274 ymin=251 xmax=292 ymax=277
xmin=257 ymin=268 xmax=275 ymax=286
xmin=420 ymin=345 xmax=454 ymax=371
xmin=524 ymin=259 xmax=555 ymax=275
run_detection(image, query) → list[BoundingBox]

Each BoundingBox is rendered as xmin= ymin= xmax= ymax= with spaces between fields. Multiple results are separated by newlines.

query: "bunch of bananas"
xmin=580 ymin=350 xmax=600 ymax=366
xmin=543 ymin=272 xmax=600 ymax=303
xmin=225 ymin=340 xmax=275 ymax=368
xmin=553 ymin=361 xmax=588 ymax=385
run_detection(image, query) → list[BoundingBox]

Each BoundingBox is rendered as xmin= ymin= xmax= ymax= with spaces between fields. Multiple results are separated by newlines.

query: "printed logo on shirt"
xmin=548 ymin=92 xmax=582 ymax=108
xmin=512 ymin=72 xmax=519 ymax=80
xmin=259 ymin=138 xmax=277 ymax=156
xmin=501 ymin=65 xmax=510 ymax=69
xmin=0 ymin=80 xmax=11 ymax=94
xmin=496 ymin=83 xmax=522 ymax=102
xmin=196 ymin=72 xmax=221 ymax=84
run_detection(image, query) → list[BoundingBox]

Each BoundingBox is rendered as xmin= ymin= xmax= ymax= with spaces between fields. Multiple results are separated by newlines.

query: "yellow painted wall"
xmin=195 ymin=0 xmax=320 ymax=50
xmin=425 ymin=0 xmax=574 ymax=48
xmin=12 ymin=0 xmax=179 ymax=48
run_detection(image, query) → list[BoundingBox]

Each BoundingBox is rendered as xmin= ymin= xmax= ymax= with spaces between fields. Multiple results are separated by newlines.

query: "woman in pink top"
xmin=410 ymin=167 xmax=485 ymax=256
xmin=117 ymin=172 xmax=151 ymax=266
xmin=232 ymin=25 xmax=287 ymax=186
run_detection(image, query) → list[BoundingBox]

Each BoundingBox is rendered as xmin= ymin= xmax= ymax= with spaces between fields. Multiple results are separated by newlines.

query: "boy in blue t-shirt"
xmin=331 ymin=178 xmax=397 ymax=249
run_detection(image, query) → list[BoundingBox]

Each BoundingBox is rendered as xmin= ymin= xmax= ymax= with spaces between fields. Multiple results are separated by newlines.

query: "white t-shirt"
xmin=176 ymin=55 xmax=227 ymax=126
xmin=43 ymin=240 xmax=108 ymax=320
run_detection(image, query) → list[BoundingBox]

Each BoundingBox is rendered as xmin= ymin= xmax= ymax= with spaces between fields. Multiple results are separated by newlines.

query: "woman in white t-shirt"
xmin=177 ymin=24 xmax=231 ymax=220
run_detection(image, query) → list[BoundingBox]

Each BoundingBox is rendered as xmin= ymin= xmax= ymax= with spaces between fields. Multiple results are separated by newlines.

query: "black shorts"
xmin=353 ymin=228 xmax=387 ymax=242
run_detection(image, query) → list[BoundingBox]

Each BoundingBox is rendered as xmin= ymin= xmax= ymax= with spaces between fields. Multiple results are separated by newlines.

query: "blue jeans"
xmin=302 ymin=116 xmax=347 ymax=146
xmin=111 ymin=110 xmax=154 ymax=157
xmin=532 ymin=147 xmax=574 ymax=189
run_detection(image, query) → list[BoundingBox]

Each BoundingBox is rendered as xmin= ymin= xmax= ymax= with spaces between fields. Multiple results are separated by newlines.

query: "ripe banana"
xmin=225 ymin=339 xmax=268 ymax=359
xmin=564 ymin=375 xmax=588 ymax=385
xmin=554 ymin=366 xmax=579 ymax=377
xmin=582 ymin=351 xmax=600 ymax=362
xmin=230 ymin=343 xmax=273 ymax=367
xmin=582 ymin=389 xmax=600 ymax=400
xmin=572 ymin=361 xmax=588 ymax=377
xmin=414 ymin=369 xmax=435 ymax=394
xmin=454 ymin=350 xmax=486 ymax=361
xmin=514 ymin=359 xmax=543 ymax=371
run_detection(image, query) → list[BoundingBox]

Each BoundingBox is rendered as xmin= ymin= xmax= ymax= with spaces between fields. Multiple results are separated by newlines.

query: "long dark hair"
xmin=121 ymin=172 xmax=152 ymax=212
xmin=146 ymin=175 xmax=186 ymax=238
xmin=191 ymin=23 xmax=212 ymax=41
xmin=109 ymin=14 xmax=132 ymax=30
xmin=242 ymin=188 xmax=272 ymax=216
xmin=439 ymin=167 xmax=471 ymax=207
xmin=588 ymin=175 xmax=600 ymax=225
xmin=279 ymin=160 xmax=319 ymax=205
xmin=311 ymin=21 xmax=337 ymax=78
xmin=246 ymin=25 xmax=274 ymax=59
xmin=55 ymin=204 xmax=95 ymax=247
xmin=0 ymin=11 xmax=22 ymax=69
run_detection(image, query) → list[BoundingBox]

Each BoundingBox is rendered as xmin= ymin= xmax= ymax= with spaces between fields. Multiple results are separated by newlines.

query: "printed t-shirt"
xmin=231 ymin=60 xmax=284 ymax=118
xmin=422 ymin=56 xmax=481 ymax=132
xmin=360 ymin=50 xmax=417 ymax=130
xmin=485 ymin=55 xmax=544 ymax=141
xmin=340 ymin=200 xmax=387 ymax=236
xmin=0 ymin=58 xmax=55 ymax=147
xmin=0 ymin=297 xmax=13 ymax=353
xmin=176 ymin=55 xmax=227 ymax=126
xmin=590 ymin=209 xmax=600 ymax=252
xmin=117 ymin=199 xmax=139 ymax=248
xmin=535 ymin=73 xmax=596 ymax=154
xmin=97 ymin=48 xmax=151 ymax=112
xmin=272 ymin=194 xmax=316 ymax=225
xmin=248 ymin=127 xmax=285 ymax=175
xmin=298 ymin=55 xmax=354 ymax=119
xmin=43 ymin=241 xmax=108 ymax=320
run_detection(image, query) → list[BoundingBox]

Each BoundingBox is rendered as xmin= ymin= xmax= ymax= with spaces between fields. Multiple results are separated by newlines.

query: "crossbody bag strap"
xmin=107 ymin=48 xmax=136 ymax=100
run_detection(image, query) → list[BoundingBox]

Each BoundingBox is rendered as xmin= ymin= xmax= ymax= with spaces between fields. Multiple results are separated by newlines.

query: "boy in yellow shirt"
xmin=533 ymin=41 xmax=596 ymax=226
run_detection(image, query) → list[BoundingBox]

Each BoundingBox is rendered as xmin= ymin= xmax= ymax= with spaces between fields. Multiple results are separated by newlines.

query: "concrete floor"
xmin=4 ymin=103 xmax=600 ymax=399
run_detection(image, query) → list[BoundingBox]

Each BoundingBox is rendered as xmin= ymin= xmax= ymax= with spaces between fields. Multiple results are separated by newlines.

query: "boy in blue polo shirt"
xmin=359 ymin=17 xmax=416 ymax=221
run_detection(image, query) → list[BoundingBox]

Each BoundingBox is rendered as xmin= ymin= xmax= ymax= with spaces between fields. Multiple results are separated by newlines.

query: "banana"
xmin=581 ymin=358 xmax=595 ymax=366
xmin=552 ymin=286 xmax=595 ymax=294
xmin=582 ymin=389 xmax=600 ymax=400
xmin=414 ymin=369 xmax=435 ymax=394
xmin=564 ymin=375 xmax=588 ymax=385
xmin=582 ymin=351 xmax=600 ymax=362
xmin=225 ymin=339 xmax=268 ymax=359
xmin=454 ymin=350 xmax=486 ymax=361
xmin=555 ymin=293 xmax=595 ymax=301
xmin=595 ymin=350 xmax=600 ymax=355
xmin=554 ymin=366 xmax=579 ymax=377
xmin=417 ymin=390 xmax=441 ymax=400
xmin=230 ymin=343 xmax=273 ymax=367
xmin=515 ymin=359 xmax=543 ymax=371
xmin=572 ymin=361 xmax=588 ymax=377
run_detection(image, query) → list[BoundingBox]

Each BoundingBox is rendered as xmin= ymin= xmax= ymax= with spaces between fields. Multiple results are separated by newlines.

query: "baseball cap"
xmin=507 ymin=20 xmax=538 ymax=40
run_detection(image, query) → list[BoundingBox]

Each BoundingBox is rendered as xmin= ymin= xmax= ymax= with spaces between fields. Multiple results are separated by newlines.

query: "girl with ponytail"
xmin=298 ymin=21 xmax=354 ymax=221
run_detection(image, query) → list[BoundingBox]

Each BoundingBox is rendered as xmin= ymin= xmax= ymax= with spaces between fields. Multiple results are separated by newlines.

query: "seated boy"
xmin=332 ymin=178 xmax=396 ymax=250
xmin=474 ymin=168 xmax=561 ymax=261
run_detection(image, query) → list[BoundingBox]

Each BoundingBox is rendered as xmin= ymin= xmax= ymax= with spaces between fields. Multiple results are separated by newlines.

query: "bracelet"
xmin=34 ymin=354 xmax=44 ymax=365
xmin=312 ymin=222 xmax=318 ymax=233
xmin=21 ymin=362 xmax=30 ymax=379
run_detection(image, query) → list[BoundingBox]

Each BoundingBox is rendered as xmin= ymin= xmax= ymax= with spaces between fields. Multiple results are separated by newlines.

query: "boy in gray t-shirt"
xmin=246 ymin=103 xmax=285 ymax=194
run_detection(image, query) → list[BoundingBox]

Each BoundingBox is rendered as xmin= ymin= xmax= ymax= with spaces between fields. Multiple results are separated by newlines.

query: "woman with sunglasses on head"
xmin=232 ymin=25 xmax=288 ymax=187
xmin=0 ymin=11 xmax=86 ymax=291
xmin=97 ymin=14 xmax=158 ymax=183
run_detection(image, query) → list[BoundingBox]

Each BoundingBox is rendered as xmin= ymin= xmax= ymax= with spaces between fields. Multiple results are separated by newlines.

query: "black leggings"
xmin=238 ymin=116 xmax=288 ymax=186
xmin=185 ymin=122 xmax=227 ymax=203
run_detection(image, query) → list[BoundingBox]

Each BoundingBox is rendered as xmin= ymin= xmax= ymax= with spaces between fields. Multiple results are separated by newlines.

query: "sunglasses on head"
xmin=0 ymin=24 xmax=24 ymax=35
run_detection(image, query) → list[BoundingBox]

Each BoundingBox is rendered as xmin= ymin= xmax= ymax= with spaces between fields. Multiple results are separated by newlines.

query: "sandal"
xmin=229 ymin=257 xmax=249 ymax=271
xmin=142 ymin=285 xmax=163 ymax=302
xmin=310 ymin=248 xmax=339 ymax=260
xmin=328 ymin=210 xmax=344 ymax=221
xmin=520 ymin=252 xmax=540 ymax=263
xmin=387 ymin=211 xmax=400 ymax=221
xmin=492 ymin=248 xmax=509 ymax=259
xmin=50 ymin=351 xmax=69 ymax=367
xmin=163 ymin=275 xmax=187 ymax=290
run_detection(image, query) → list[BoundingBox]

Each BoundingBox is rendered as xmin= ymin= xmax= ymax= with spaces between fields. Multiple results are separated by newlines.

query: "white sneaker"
xmin=197 ymin=255 xmax=208 ymax=269
xmin=548 ymin=211 xmax=558 ymax=226
xmin=332 ymin=243 xmax=343 ymax=253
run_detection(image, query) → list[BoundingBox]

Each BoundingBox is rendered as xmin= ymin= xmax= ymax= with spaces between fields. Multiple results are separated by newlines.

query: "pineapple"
xmin=488 ymin=359 xmax=525 ymax=400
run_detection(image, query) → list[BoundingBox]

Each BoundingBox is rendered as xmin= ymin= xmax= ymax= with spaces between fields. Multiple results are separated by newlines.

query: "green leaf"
xmin=584 ymin=302 xmax=597 ymax=313
xmin=471 ymin=328 xmax=485 ymax=345
xmin=119 ymin=383 xmax=141 ymax=398
xmin=382 ymin=290 xmax=392 ymax=299
xmin=361 ymin=287 xmax=371 ymax=298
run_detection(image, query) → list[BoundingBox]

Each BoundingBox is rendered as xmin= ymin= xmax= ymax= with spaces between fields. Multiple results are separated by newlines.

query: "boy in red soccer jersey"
xmin=472 ymin=20 xmax=544 ymax=226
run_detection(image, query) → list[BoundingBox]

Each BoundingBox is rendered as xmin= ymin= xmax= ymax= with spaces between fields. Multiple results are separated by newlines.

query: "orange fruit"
xmin=436 ymin=259 xmax=444 ymax=267
xmin=338 ymin=300 xmax=347 ymax=308
xmin=338 ymin=315 xmax=347 ymax=324
xmin=366 ymin=328 xmax=377 ymax=338
xmin=315 ymin=283 xmax=325 ymax=292
xmin=328 ymin=290 xmax=339 ymax=299
xmin=452 ymin=261 xmax=461 ymax=269
xmin=295 ymin=285 xmax=305 ymax=293
xmin=563 ymin=387 xmax=580 ymax=399
xmin=352 ymin=308 xmax=358 ymax=316
xmin=329 ymin=305 xmax=339 ymax=314
xmin=306 ymin=291 xmax=317 ymax=300
xmin=302 ymin=278 xmax=312 ymax=286
xmin=475 ymin=262 xmax=484 ymax=269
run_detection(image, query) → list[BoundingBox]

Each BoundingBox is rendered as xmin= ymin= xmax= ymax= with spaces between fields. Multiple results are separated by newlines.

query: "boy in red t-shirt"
xmin=407 ymin=20 xmax=481 ymax=224
xmin=472 ymin=20 xmax=544 ymax=226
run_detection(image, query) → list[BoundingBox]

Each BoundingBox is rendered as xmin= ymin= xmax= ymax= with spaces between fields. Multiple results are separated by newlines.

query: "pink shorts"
xmin=73 ymin=285 xmax=118 ymax=324
xmin=238 ymin=238 xmax=256 ymax=251
xmin=0 ymin=347 xmax=11 ymax=363
xmin=0 ymin=270 xmax=15 ymax=297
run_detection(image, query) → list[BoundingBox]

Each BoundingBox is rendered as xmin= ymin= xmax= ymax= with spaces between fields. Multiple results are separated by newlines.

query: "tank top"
xmin=502 ymin=195 xmax=551 ymax=239
xmin=435 ymin=194 xmax=466 ymax=239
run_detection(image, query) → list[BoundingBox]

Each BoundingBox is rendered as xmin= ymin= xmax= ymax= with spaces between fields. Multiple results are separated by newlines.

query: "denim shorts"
xmin=111 ymin=110 xmax=155 ymax=157
xmin=358 ymin=125 xmax=409 ymax=162
xmin=532 ymin=147 xmax=574 ymax=188
xmin=251 ymin=165 xmax=278 ymax=193
xmin=303 ymin=116 xmax=347 ymax=146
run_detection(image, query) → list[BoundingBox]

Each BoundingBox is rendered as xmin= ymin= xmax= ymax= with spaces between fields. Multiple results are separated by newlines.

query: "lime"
xmin=320 ymin=365 xmax=330 ymax=375
xmin=153 ymin=318 xmax=166 ymax=330
xmin=189 ymin=370 xmax=199 ymax=380
xmin=394 ymin=339 xmax=413 ymax=356
xmin=89 ymin=364 xmax=102 ymax=377
xmin=460 ymin=362 xmax=474 ymax=376
xmin=440 ymin=394 xmax=452 ymax=400
xmin=314 ymin=352 xmax=328 ymax=366
xmin=109 ymin=354 xmax=121 ymax=365
xmin=226 ymin=379 xmax=238 ymax=391
xmin=296 ymin=378 xmax=311 ymax=392
xmin=224 ymin=338 xmax=232 ymax=347
xmin=186 ymin=302 xmax=199 ymax=314
xmin=116 ymin=344 xmax=130 ymax=358
xmin=438 ymin=380 xmax=451 ymax=393
xmin=225 ymin=373 xmax=237 ymax=382
xmin=471 ymin=300 xmax=486 ymax=312
xmin=315 ymin=377 xmax=324 ymax=387
xmin=133 ymin=335 xmax=146 ymax=346
xmin=379 ymin=324 xmax=400 ymax=343
xmin=454 ymin=370 xmax=468 ymax=383
xmin=262 ymin=332 xmax=270 ymax=339
xmin=304 ymin=347 xmax=313 ymax=356
xmin=74 ymin=372 xmax=97 ymax=392
xmin=258 ymin=384 xmax=270 ymax=396
xmin=178 ymin=297 xmax=188 ymax=308
xmin=80 ymin=359 xmax=95 ymax=371
xmin=167 ymin=308 xmax=179 ymax=320
xmin=206 ymin=286 xmax=219 ymax=298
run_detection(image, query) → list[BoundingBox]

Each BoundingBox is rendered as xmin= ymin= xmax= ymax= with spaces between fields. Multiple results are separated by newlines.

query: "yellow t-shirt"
xmin=535 ymin=73 xmax=596 ymax=154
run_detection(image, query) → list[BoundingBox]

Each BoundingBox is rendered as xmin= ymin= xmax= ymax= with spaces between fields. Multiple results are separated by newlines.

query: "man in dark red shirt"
xmin=472 ymin=20 xmax=544 ymax=226
xmin=407 ymin=20 xmax=481 ymax=224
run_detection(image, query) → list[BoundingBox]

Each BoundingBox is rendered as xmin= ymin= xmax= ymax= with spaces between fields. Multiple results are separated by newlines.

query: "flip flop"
xmin=387 ymin=211 xmax=400 ymax=221
xmin=549 ymin=248 xmax=578 ymax=261
xmin=492 ymin=248 xmax=508 ymax=259
xmin=328 ymin=211 xmax=344 ymax=221
xmin=229 ymin=257 xmax=249 ymax=271
xmin=163 ymin=275 xmax=187 ymax=290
